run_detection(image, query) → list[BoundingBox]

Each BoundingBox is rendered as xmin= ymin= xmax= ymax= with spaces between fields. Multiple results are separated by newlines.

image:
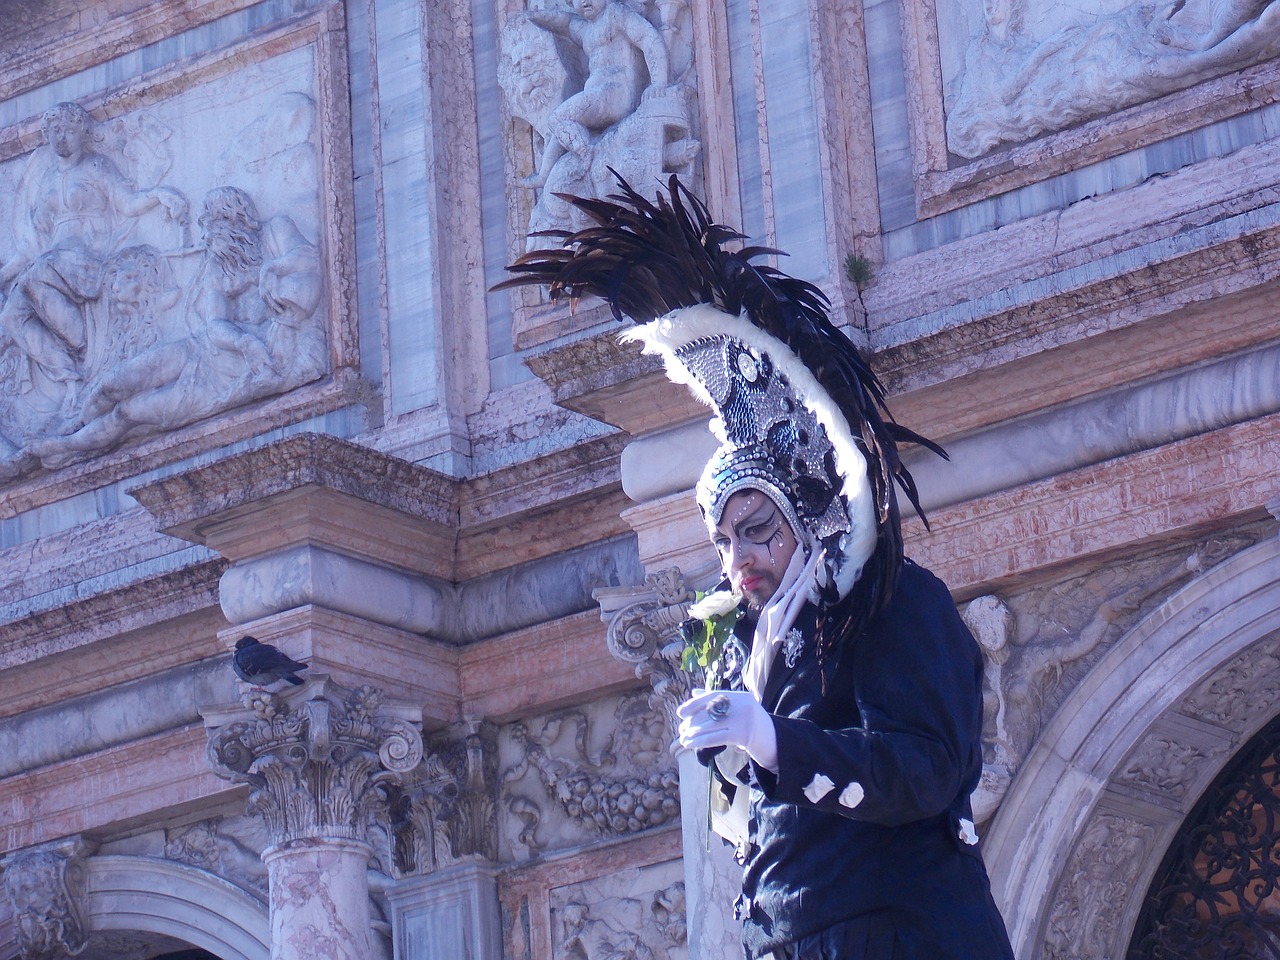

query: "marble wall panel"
xmin=0 ymin=7 xmax=361 ymax=498
xmin=497 ymin=830 xmax=683 ymax=960
xmin=496 ymin=689 xmax=679 ymax=863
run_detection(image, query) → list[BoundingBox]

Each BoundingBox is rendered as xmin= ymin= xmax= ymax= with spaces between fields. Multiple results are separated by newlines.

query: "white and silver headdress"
xmin=498 ymin=175 xmax=945 ymax=641
xmin=621 ymin=304 xmax=877 ymax=601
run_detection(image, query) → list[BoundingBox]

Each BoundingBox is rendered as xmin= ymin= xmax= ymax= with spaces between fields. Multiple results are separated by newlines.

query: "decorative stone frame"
xmin=896 ymin=0 xmax=1280 ymax=218
xmin=0 ymin=854 xmax=270 ymax=960
xmin=984 ymin=531 xmax=1280 ymax=959
xmin=495 ymin=0 xmax=738 ymax=353
xmin=0 ymin=2 xmax=361 ymax=518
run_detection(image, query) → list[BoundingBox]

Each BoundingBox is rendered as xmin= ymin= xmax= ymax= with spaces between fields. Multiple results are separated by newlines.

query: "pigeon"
xmin=232 ymin=636 xmax=308 ymax=686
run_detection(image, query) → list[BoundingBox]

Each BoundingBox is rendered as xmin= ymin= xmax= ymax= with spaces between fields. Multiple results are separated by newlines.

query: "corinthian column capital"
xmin=203 ymin=675 xmax=424 ymax=848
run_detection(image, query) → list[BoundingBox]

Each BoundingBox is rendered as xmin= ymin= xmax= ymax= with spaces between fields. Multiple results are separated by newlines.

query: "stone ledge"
xmin=0 ymin=560 xmax=226 ymax=673
xmin=908 ymin=410 xmax=1280 ymax=594
xmin=523 ymin=327 xmax=707 ymax=436
xmin=0 ymin=724 xmax=235 ymax=851
xmin=129 ymin=432 xmax=459 ymax=548
xmin=877 ymin=196 xmax=1280 ymax=402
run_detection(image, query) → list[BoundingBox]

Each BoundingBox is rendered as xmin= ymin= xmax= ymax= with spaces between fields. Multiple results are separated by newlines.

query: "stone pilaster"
xmin=0 ymin=837 xmax=95 ymax=960
xmin=597 ymin=565 xmax=741 ymax=960
xmin=204 ymin=675 xmax=423 ymax=960
xmin=386 ymin=860 xmax=502 ymax=960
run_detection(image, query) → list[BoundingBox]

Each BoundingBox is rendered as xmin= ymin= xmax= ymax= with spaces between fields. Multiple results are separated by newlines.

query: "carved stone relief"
xmin=163 ymin=815 xmax=272 ymax=900
xmin=1179 ymin=634 xmax=1280 ymax=730
xmin=1042 ymin=814 xmax=1154 ymax=960
xmin=498 ymin=690 xmax=680 ymax=861
xmin=963 ymin=533 xmax=1253 ymax=820
xmin=0 ymin=837 xmax=95 ymax=960
xmin=942 ymin=0 xmax=1280 ymax=157
xmin=203 ymin=677 xmax=424 ymax=848
xmin=499 ymin=0 xmax=701 ymax=249
xmin=0 ymin=70 xmax=327 ymax=481
xmin=374 ymin=720 xmax=501 ymax=878
xmin=1114 ymin=733 xmax=1235 ymax=803
xmin=599 ymin=565 xmax=704 ymax=736
xmin=550 ymin=861 xmax=687 ymax=960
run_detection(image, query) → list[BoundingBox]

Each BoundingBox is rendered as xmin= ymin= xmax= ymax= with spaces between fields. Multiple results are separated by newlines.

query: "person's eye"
xmin=713 ymin=537 xmax=731 ymax=552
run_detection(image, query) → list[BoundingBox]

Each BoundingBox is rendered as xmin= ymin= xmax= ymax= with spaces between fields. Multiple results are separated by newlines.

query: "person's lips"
xmin=740 ymin=575 xmax=763 ymax=593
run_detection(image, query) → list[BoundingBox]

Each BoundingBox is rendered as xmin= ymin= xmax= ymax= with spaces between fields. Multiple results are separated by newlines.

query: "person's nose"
xmin=725 ymin=537 xmax=753 ymax=573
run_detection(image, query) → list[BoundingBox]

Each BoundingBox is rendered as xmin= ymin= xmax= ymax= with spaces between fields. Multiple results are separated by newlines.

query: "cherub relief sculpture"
xmin=499 ymin=0 xmax=700 ymax=248
xmin=0 ymin=98 xmax=327 ymax=481
xmin=964 ymin=536 xmax=1250 ymax=820
xmin=26 ymin=189 xmax=323 ymax=470
xmin=947 ymin=0 xmax=1280 ymax=157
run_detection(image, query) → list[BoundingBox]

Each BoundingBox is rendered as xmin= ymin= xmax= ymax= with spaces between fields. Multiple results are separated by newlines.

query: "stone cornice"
xmin=523 ymin=328 xmax=707 ymax=436
xmin=0 ymin=724 xmax=234 ymax=852
xmin=0 ymin=559 xmax=226 ymax=673
xmin=129 ymin=433 xmax=460 ymax=548
xmin=0 ymin=0 xmax=253 ymax=105
xmin=128 ymin=431 xmax=630 ymax=578
xmin=875 ymin=191 xmax=1280 ymax=410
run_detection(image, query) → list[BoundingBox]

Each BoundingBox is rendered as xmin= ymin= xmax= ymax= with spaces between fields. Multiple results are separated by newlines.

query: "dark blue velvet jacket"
xmin=703 ymin=561 xmax=1015 ymax=959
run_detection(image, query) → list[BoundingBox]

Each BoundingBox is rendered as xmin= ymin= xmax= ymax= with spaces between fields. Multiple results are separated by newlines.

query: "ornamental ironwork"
xmin=1128 ymin=714 xmax=1280 ymax=959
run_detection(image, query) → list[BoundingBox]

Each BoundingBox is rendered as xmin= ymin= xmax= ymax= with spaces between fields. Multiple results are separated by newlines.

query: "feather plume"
xmin=498 ymin=173 xmax=947 ymax=638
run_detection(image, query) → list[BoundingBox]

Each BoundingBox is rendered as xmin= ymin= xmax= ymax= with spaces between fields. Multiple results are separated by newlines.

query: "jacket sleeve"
xmin=754 ymin=569 xmax=985 ymax=826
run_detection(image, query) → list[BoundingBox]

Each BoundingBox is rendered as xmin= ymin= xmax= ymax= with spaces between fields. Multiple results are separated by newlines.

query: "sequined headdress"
xmin=497 ymin=175 xmax=944 ymax=639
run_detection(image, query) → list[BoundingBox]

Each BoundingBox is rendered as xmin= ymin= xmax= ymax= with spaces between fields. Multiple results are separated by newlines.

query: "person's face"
xmin=575 ymin=0 xmax=604 ymax=20
xmin=712 ymin=489 xmax=799 ymax=610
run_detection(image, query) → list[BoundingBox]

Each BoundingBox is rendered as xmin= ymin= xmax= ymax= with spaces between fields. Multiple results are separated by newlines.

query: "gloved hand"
xmin=677 ymin=688 xmax=779 ymax=773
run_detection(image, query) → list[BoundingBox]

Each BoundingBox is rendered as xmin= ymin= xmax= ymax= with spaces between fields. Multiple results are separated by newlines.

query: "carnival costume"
xmin=499 ymin=175 xmax=1015 ymax=960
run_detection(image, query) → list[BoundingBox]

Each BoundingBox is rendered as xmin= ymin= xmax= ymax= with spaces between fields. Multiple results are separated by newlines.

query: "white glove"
xmin=677 ymin=688 xmax=779 ymax=773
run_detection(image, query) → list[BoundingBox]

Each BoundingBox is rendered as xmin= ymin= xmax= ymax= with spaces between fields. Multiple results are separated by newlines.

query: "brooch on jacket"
xmin=783 ymin=627 xmax=804 ymax=668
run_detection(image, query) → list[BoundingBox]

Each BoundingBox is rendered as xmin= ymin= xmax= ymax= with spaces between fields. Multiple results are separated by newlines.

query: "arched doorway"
xmin=983 ymin=533 xmax=1280 ymax=959
xmin=84 ymin=855 xmax=269 ymax=960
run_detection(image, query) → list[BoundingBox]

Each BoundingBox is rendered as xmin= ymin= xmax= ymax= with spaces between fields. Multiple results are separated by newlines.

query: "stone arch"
xmin=84 ymin=855 xmax=269 ymax=960
xmin=982 ymin=532 xmax=1280 ymax=959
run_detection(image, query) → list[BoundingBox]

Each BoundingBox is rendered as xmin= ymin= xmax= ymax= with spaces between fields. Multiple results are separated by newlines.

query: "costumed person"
xmin=498 ymin=175 xmax=1016 ymax=960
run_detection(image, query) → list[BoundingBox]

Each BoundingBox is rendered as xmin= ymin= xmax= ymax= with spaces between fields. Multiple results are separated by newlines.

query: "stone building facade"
xmin=0 ymin=1 xmax=1278 ymax=959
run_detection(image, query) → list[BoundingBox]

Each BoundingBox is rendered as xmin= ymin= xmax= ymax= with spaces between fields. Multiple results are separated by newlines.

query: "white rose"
xmin=688 ymin=590 xmax=741 ymax=620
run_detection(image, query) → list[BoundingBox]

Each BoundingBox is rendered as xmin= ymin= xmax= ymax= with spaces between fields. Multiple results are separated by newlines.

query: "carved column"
xmin=380 ymin=720 xmax=502 ymax=960
xmin=597 ymin=566 xmax=741 ymax=960
xmin=0 ymin=837 xmax=95 ymax=960
xmin=203 ymin=676 xmax=423 ymax=960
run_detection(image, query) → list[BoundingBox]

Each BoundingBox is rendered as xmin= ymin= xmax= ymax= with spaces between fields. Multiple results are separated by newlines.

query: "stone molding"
xmin=128 ymin=433 xmax=459 ymax=561
xmin=84 ymin=854 xmax=270 ymax=960
xmin=905 ymin=409 xmax=1280 ymax=594
xmin=203 ymin=675 xmax=423 ymax=848
xmin=0 ymin=837 xmax=95 ymax=960
xmin=522 ymin=327 xmax=697 ymax=436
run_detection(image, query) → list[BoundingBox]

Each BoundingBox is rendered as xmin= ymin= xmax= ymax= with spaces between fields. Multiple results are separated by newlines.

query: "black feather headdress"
xmin=497 ymin=173 xmax=946 ymax=646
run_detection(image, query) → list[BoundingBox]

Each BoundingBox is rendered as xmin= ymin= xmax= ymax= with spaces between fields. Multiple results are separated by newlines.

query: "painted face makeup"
xmin=712 ymin=489 xmax=800 ymax=609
